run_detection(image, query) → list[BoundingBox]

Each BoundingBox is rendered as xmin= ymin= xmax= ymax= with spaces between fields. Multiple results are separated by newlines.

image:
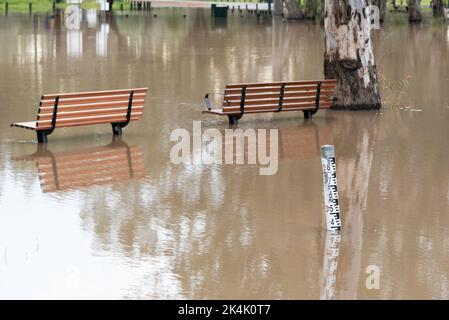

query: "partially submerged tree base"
xmin=324 ymin=59 xmax=381 ymax=110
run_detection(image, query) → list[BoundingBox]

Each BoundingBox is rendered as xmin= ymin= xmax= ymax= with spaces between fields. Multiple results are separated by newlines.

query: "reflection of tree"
xmin=330 ymin=112 xmax=380 ymax=300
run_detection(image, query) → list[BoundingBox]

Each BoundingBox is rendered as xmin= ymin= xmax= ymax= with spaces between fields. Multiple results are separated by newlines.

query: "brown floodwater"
xmin=0 ymin=8 xmax=448 ymax=299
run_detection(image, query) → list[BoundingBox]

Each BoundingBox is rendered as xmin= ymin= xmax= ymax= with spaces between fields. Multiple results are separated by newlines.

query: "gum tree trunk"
xmin=284 ymin=0 xmax=303 ymax=19
xmin=432 ymin=0 xmax=444 ymax=17
xmin=304 ymin=0 xmax=317 ymax=19
xmin=371 ymin=0 xmax=386 ymax=22
xmin=408 ymin=0 xmax=422 ymax=22
xmin=107 ymin=0 xmax=114 ymax=12
xmin=323 ymin=0 xmax=381 ymax=110
xmin=273 ymin=0 xmax=283 ymax=16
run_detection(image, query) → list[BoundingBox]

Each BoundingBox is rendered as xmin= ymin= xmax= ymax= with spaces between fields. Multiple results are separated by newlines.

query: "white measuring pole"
xmin=321 ymin=145 xmax=341 ymax=231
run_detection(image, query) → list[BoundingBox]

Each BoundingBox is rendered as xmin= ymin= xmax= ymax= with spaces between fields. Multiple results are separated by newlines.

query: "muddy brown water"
xmin=0 ymin=9 xmax=448 ymax=299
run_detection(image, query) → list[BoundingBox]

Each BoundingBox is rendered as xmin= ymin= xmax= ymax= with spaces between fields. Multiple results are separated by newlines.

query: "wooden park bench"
xmin=12 ymin=139 xmax=145 ymax=192
xmin=203 ymin=80 xmax=336 ymax=124
xmin=10 ymin=88 xmax=148 ymax=143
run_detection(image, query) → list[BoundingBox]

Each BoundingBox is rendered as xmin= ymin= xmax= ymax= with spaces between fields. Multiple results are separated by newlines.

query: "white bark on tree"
xmin=323 ymin=0 xmax=381 ymax=110
xmin=273 ymin=0 xmax=283 ymax=16
xmin=371 ymin=0 xmax=386 ymax=22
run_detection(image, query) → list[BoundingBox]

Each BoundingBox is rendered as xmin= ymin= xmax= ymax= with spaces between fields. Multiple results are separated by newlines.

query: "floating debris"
xmin=398 ymin=106 xmax=423 ymax=112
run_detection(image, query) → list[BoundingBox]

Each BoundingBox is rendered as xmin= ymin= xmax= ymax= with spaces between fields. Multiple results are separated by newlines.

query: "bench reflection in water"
xmin=223 ymin=120 xmax=334 ymax=162
xmin=279 ymin=120 xmax=334 ymax=161
xmin=14 ymin=139 xmax=146 ymax=192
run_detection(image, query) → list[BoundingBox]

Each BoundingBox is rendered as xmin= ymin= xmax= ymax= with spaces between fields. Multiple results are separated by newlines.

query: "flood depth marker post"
xmin=321 ymin=145 xmax=341 ymax=231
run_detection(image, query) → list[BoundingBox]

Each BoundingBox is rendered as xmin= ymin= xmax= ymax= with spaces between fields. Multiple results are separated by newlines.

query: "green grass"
xmin=0 ymin=0 xmax=132 ymax=13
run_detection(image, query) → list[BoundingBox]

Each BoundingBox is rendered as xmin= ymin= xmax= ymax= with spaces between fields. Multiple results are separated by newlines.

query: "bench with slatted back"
xmin=10 ymin=88 xmax=148 ymax=143
xmin=203 ymin=80 xmax=336 ymax=124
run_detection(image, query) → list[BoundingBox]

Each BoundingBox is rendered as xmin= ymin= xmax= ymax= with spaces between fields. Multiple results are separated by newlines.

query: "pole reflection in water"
xmin=13 ymin=139 xmax=146 ymax=193
xmin=67 ymin=30 xmax=83 ymax=58
xmin=320 ymin=231 xmax=341 ymax=300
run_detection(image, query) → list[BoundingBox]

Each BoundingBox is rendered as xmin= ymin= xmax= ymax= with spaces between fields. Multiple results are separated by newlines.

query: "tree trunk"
xmin=284 ymin=0 xmax=303 ymax=19
xmin=371 ymin=0 xmax=386 ymax=22
xmin=273 ymin=0 xmax=283 ymax=16
xmin=107 ymin=0 xmax=114 ymax=12
xmin=323 ymin=0 xmax=381 ymax=110
xmin=408 ymin=0 xmax=422 ymax=22
xmin=432 ymin=0 xmax=444 ymax=17
xmin=304 ymin=0 xmax=317 ymax=19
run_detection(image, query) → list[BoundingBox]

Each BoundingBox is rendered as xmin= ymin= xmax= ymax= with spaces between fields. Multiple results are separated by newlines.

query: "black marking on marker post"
xmin=321 ymin=145 xmax=341 ymax=231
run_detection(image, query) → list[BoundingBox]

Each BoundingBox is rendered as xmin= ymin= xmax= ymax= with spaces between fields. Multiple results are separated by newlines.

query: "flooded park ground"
xmin=0 ymin=7 xmax=449 ymax=299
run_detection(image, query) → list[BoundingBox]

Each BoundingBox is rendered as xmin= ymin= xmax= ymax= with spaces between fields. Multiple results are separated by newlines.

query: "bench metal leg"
xmin=111 ymin=123 xmax=123 ymax=137
xmin=228 ymin=115 xmax=239 ymax=125
xmin=112 ymin=123 xmax=123 ymax=136
xmin=37 ymin=131 xmax=48 ymax=143
xmin=303 ymin=110 xmax=312 ymax=119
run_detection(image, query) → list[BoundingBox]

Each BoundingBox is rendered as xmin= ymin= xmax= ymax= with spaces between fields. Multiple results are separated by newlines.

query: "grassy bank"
xmin=0 ymin=0 xmax=132 ymax=13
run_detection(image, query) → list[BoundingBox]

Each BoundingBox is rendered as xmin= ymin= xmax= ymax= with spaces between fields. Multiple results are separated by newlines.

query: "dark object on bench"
xmin=203 ymin=80 xmax=336 ymax=125
xmin=12 ymin=139 xmax=146 ymax=192
xmin=10 ymin=88 xmax=148 ymax=143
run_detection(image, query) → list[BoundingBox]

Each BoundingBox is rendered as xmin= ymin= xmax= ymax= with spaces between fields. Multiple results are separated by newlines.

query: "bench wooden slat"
xmin=225 ymin=83 xmax=336 ymax=90
xmin=37 ymin=106 xmax=144 ymax=121
xmin=223 ymin=89 xmax=336 ymax=101
xmin=42 ymin=88 xmax=148 ymax=100
xmin=223 ymin=97 xmax=332 ymax=108
xmin=40 ymin=96 xmax=146 ymax=108
xmin=10 ymin=121 xmax=38 ymax=130
xmin=221 ymin=101 xmax=333 ymax=114
xmin=224 ymin=86 xmax=334 ymax=95
xmin=37 ymin=111 xmax=142 ymax=124
xmin=35 ymin=115 xmax=141 ymax=130
xmin=225 ymin=79 xmax=336 ymax=89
